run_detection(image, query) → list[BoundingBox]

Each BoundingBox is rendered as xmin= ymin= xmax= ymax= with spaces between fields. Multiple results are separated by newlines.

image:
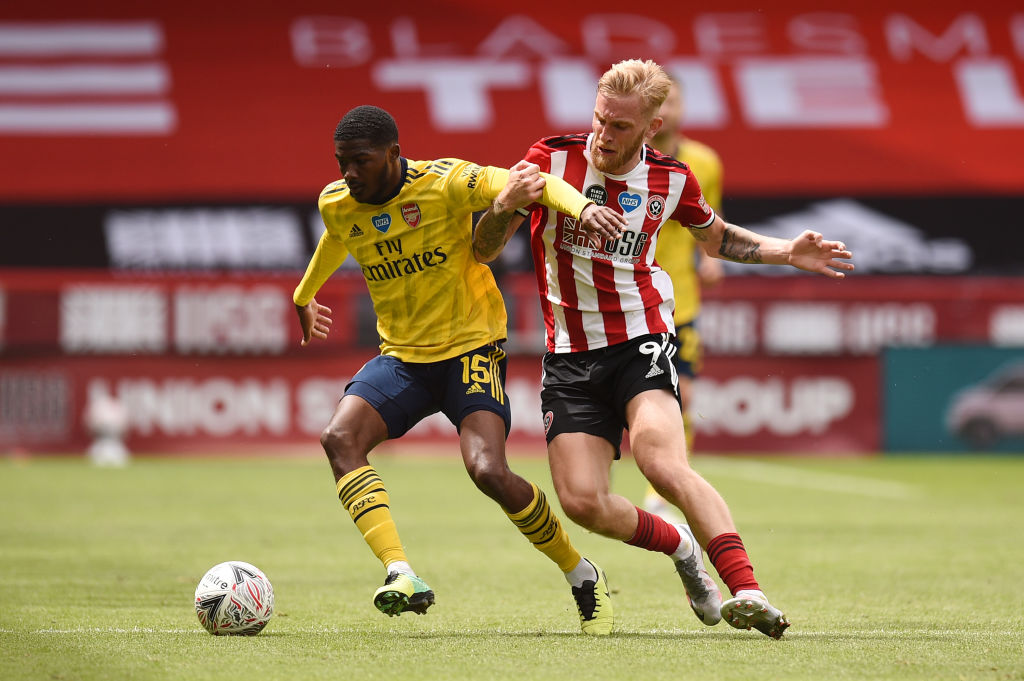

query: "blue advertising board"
xmin=884 ymin=346 xmax=1024 ymax=453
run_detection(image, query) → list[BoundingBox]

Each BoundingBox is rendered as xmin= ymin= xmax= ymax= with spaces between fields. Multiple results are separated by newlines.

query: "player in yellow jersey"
xmin=642 ymin=79 xmax=725 ymax=523
xmin=293 ymin=105 xmax=626 ymax=634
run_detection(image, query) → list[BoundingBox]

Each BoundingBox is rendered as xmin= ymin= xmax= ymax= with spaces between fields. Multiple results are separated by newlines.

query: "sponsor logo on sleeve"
xmin=462 ymin=164 xmax=482 ymax=189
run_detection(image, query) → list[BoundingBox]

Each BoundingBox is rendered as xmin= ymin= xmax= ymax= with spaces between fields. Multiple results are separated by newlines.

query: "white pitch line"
xmin=4 ymin=627 xmax=1018 ymax=638
xmin=20 ymin=628 xmax=198 ymax=634
xmin=693 ymin=458 xmax=920 ymax=499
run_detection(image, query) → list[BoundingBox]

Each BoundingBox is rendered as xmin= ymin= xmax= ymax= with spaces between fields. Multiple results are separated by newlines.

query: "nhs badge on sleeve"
xmin=371 ymin=214 xmax=392 ymax=233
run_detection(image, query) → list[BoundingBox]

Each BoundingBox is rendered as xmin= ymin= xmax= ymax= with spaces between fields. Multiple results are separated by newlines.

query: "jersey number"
xmin=460 ymin=355 xmax=491 ymax=385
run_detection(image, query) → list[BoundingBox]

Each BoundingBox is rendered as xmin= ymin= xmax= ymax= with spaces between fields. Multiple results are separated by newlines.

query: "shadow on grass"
xmin=366 ymin=629 xmax=987 ymax=643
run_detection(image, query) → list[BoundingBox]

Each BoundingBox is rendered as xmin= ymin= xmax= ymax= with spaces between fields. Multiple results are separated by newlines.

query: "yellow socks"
xmin=336 ymin=466 xmax=408 ymax=568
xmin=506 ymin=483 xmax=581 ymax=573
xmin=339 ymin=470 xmax=581 ymax=577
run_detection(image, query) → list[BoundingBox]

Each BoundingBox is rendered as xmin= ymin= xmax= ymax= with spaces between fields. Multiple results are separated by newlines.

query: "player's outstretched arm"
xmin=691 ymin=216 xmax=853 ymax=279
xmin=293 ymin=228 xmax=348 ymax=343
xmin=295 ymin=298 xmax=333 ymax=346
xmin=785 ymin=229 xmax=855 ymax=278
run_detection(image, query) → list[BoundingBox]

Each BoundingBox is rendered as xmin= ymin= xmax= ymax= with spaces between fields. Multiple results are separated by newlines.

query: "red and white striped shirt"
xmin=524 ymin=133 xmax=716 ymax=353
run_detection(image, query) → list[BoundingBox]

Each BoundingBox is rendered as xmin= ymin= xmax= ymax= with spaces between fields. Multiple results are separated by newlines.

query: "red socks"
xmin=706 ymin=532 xmax=760 ymax=595
xmin=625 ymin=510 xmax=763 ymax=597
xmin=625 ymin=507 xmax=682 ymax=554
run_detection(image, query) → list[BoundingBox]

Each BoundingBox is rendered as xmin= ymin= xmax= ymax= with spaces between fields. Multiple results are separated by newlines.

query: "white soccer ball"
xmin=194 ymin=561 xmax=274 ymax=635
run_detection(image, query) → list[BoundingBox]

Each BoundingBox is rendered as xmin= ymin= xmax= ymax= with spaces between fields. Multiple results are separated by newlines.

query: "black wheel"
xmin=959 ymin=418 xmax=999 ymax=449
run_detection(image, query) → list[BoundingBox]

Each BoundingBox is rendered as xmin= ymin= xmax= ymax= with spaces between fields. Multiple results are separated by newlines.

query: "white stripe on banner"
xmin=0 ymin=104 xmax=176 ymax=134
xmin=0 ymin=22 xmax=163 ymax=56
xmin=0 ymin=64 xmax=169 ymax=94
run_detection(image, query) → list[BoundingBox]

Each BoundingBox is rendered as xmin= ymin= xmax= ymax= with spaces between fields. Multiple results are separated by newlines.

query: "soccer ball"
xmin=194 ymin=561 xmax=274 ymax=635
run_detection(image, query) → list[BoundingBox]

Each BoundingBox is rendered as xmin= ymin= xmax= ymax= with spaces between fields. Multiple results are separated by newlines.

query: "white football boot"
xmin=672 ymin=524 xmax=723 ymax=626
xmin=720 ymin=589 xmax=790 ymax=639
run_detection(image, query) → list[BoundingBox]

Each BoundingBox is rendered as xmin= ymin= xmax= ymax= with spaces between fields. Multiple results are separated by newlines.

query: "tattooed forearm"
xmin=473 ymin=208 xmax=514 ymax=261
xmin=718 ymin=226 xmax=763 ymax=263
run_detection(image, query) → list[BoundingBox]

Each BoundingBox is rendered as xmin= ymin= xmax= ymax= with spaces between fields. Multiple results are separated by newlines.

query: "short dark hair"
xmin=334 ymin=105 xmax=398 ymax=146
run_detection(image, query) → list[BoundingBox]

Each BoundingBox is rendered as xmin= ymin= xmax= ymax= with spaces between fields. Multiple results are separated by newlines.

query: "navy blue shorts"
xmin=345 ymin=344 xmax=511 ymax=439
xmin=672 ymin=321 xmax=703 ymax=379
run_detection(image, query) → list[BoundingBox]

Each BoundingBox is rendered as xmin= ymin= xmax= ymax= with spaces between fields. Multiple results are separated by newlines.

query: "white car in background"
xmin=946 ymin=362 xmax=1024 ymax=449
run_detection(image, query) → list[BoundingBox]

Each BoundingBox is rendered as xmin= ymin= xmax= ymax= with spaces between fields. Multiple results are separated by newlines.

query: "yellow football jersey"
xmin=294 ymin=158 xmax=589 ymax=362
xmin=653 ymin=138 xmax=723 ymax=325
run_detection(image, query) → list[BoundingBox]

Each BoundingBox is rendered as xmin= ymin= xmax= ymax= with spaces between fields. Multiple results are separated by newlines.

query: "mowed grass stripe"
xmin=1 ymin=454 xmax=1022 ymax=681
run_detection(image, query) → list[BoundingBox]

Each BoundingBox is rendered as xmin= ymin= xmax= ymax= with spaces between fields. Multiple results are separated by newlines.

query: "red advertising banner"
xmin=2 ymin=270 xmax=1022 ymax=356
xmin=693 ymin=356 xmax=880 ymax=453
xmin=1 ymin=1 xmax=1022 ymax=200
xmin=3 ymin=270 xmax=1019 ymax=454
xmin=698 ymin=275 xmax=1024 ymax=355
xmin=0 ymin=270 xmax=358 ymax=357
xmin=0 ymin=354 xmax=879 ymax=455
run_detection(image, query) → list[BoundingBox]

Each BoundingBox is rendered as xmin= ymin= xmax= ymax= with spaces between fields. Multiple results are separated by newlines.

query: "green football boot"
xmin=373 ymin=572 xmax=435 ymax=617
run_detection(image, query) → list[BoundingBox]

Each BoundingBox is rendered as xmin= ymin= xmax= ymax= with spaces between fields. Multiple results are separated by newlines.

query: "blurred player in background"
xmin=293 ymin=105 xmax=626 ymax=634
xmin=475 ymin=60 xmax=854 ymax=638
xmin=642 ymin=78 xmax=724 ymax=521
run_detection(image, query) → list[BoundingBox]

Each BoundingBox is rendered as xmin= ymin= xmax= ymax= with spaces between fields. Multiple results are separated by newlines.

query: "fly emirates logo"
xmin=360 ymin=238 xmax=448 ymax=283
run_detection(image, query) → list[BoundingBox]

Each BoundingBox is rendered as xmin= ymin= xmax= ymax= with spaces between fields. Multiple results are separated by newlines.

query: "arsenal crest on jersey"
xmin=401 ymin=202 xmax=422 ymax=228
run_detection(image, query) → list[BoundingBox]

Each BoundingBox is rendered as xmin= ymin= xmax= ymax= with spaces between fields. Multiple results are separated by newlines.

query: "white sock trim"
xmin=672 ymin=524 xmax=696 ymax=561
xmin=565 ymin=557 xmax=599 ymax=588
xmin=386 ymin=561 xmax=415 ymax=577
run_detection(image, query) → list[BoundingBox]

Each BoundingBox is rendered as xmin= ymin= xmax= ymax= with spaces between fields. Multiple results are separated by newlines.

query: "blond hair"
xmin=597 ymin=59 xmax=672 ymax=114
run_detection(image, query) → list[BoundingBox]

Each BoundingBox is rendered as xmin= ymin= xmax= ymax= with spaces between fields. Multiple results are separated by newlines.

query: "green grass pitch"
xmin=1 ymin=451 xmax=1022 ymax=681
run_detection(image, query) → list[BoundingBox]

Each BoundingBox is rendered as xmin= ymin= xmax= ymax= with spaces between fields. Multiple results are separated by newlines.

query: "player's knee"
xmin=558 ymin=491 xmax=604 ymax=529
xmin=643 ymin=460 xmax=694 ymax=498
xmin=320 ymin=425 xmax=363 ymax=463
xmin=465 ymin=452 xmax=512 ymax=498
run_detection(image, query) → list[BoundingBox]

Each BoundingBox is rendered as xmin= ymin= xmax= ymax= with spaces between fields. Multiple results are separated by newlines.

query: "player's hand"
xmin=698 ymin=252 xmax=725 ymax=287
xmin=787 ymin=230 xmax=855 ymax=279
xmin=495 ymin=160 xmax=545 ymax=215
xmin=580 ymin=203 xmax=628 ymax=247
xmin=296 ymin=298 xmax=333 ymax=346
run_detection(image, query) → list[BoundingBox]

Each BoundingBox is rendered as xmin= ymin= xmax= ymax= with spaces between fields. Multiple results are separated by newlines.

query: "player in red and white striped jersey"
xmin=522 ymin=130 xmax=712 ymax=353
xmin=474 ymin=59 xmax=853 ymax=638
